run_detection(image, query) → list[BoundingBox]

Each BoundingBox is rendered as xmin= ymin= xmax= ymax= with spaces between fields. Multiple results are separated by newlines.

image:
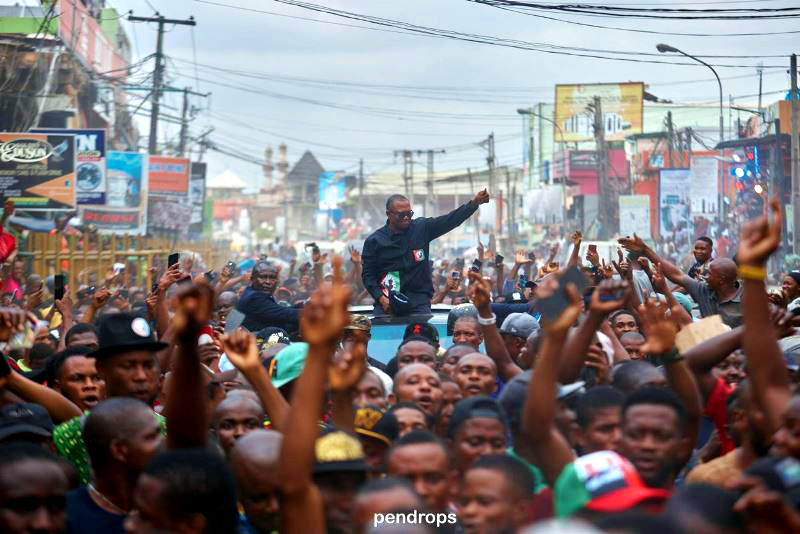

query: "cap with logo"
xmin=554 ymin=450 xmax=670 ymax=518
xmin=499 ymin=313 xmax=540 ymax=339
xmin=0 ymin=402 xmax=54 ymax=442
xmin=90 ymin=313 xmax=167 ymax=360
xmin=403 ymin=321 xmax=439 ymax=346
xmin=345 ymin=314 xmax=372 ymax=333
xmin=314 ymin=429 xmax=367 ymax=473
xmin=355 ymin=407 xmax=399 ymax=447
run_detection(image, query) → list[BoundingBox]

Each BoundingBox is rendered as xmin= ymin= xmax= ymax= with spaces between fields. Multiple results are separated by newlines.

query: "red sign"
xmin=148 ymin=156 xmax=190 ymax=197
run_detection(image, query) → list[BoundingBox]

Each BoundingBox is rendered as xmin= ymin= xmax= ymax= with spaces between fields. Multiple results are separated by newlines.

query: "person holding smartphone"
xmin=362 ymin=190 xmax=490 ymax=315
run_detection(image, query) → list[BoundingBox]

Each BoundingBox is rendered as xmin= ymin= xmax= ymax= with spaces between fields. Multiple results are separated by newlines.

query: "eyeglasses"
xmin=391 ymin=210 xmax=414 ymax=220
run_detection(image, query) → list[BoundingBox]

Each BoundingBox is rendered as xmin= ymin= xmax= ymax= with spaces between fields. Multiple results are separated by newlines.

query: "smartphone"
xmin=86 ymin=286 xmax=96 ymax=296
xmin=495 ymin=254 xmax=504 ymax=266
xmin=0 ymin=356 xmax=10 ymax=378
xmin=471 ymin=259 xmax=482 ymax=273
xmin=588 ymin=244 xmax=597 ymax=253
xmin=536 ymin=266 xmax=589 ymax=322
xmin=451 ymin=271 xmax=460 ymax=279
xmin=519 ymin=273 xmax=529 ymax=288
xmin=528 ymin=251 xmax=536 ymax=260
xmin=54 ymin=274 xmax=65 ymax=301
xmin=168 ymin=253 xmax=180 ymax=268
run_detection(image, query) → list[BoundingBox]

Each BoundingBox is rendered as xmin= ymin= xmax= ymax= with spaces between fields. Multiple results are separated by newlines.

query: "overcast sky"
xmin=20 ymin=0 xmax=800 ymax=189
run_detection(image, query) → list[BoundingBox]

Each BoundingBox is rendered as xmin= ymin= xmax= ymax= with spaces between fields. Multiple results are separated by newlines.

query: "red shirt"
xmin=704 ymin=377 xmax=735 ymax=455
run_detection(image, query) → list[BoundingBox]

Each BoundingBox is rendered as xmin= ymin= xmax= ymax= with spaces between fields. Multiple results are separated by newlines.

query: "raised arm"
xmin=639 ymin=298 xmax=702 ymax=460
xmin=467 ymin=271 xmax=522 ymax=381
xmin=278 ymin=257 xmax=350 ymax=534
xmin=522 ymin=276 xmax=582 ymax=486
xmin=566 ymin=231 xmax=582 ymax=269
xmin=557 ymin=279 xmax=631 ymax=384
xmin=737 ymin=198 xmax=791 ymax=433
xmin=424 ymin=190 xmax=487 ymax=241
xmin=223 ymin=328 xmax=290 ymax=432
xmin=618 ymin=233 xmax=687 ymax=287
xmin=4 ymin=370 xmax=81 ymax=423
xmin=165 ymin=283 xmax=214 ymax=449
xmin=683 ymin=327 xmax=743 ymax=400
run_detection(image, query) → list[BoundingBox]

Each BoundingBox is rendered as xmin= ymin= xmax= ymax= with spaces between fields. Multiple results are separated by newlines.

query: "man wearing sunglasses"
xmin=362 ymin=190 xmax=490 ymax=316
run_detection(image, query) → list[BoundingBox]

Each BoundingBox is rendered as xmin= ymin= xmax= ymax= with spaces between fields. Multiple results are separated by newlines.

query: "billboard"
xmin=554 ymin=82 xmax=644 ymax=142
xmin=189 ymin=162 xmax=207 ymax=234
xmin=659 ymin=169 xmax=691 ymax=238
xmin=0 ymin=133 xmax=76 ymax=210
xmin=148 ymin=156 xmax=190 ymax=197
xmin=33 ymin=128 xmax=106 ymax=205
xmin=619 ymin=195 xmax=651 ymax=239
xmin=87 ymin=151 xmax=147 ymax=234
xmin=318 ymin=171 xmax=345 ymax=210
xmin=689 ymin=157 xmax=719 ymax=215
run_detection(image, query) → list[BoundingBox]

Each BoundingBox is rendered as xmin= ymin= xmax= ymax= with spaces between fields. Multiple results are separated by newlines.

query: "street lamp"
xmin=657 ymin=43 xmax=726 ymax=219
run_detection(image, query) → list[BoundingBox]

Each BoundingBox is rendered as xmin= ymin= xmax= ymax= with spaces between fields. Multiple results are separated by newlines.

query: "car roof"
xmin=348 ymin=304 xmax=452 ymax=325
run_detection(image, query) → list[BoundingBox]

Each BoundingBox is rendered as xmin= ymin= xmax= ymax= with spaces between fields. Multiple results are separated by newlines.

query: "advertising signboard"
xmin=554 ymin=83 xmax=644 ymax=142
xmin=689 ymin=157 xmax=719 ymax=215
xmin=0 ymin=133 xmax=76 ymax=210
xmin=318 ymin=171 xmax=345 ymax=210
xmin=189 ymin=162 xmax=207 ymax=233
xmin=659 ymin=168 xmax=691 ymax=238
xmin=33 ymin=128 xmax=106 ymax=205
xmin=148 ymin=156 xmax=190 ymax=198
xmin=86 ymin=150 xmax=147 ymax=234
xmin=619 ymin=195 xmax=651 ymax=239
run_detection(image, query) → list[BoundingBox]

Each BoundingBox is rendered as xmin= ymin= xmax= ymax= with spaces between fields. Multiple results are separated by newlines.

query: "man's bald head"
xmin=83 ymin=397 xmax=161 ymax=471
xmin=213 ymin=391 xmax=264 ymax=425
xmin=230 ymin=429 xmax=283 ymax=471
xmin=393 ymin=363 xmax=440 ymax=394
xmin=711 ymin=258 xmax=737 ymax=280
xmin=612 ymin=361 xmax=666 ymax=395
xmin=218 ymin=291 xmax=238 ymax=308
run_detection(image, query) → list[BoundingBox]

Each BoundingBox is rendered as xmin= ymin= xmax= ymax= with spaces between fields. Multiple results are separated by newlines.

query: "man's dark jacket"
xmin=237 ymin=287 xmax=300 ymax=334
xmin=361 ymin=201 xmax=478 ymax=309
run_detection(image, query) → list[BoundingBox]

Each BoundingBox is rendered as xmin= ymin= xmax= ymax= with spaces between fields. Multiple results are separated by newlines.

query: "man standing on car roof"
xmin=362 ymin=190 xmax=490 ymax=316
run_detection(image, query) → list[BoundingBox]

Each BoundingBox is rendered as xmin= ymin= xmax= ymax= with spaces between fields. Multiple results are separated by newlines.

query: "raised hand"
xmin=599 ymin=259 xmax=614 ymax=279
xmin=545 ymin=280 xmax=582 ymax=336
xmin=590 ymin=278 xmax=631 ymax=314
xmin=329 ymin=340 xmax=367 ymax=392
xmin=617 ymin=233 xmax=646 ymax=254
xmin=571 ymin=230 xmax=582 ymax=246
xmin=585 ymin=343 xmax=610 ymax=384
xmin=222 ymin=328 xmax=260 ymax=373
xmin=91 ymin=287 xmax=111 ymax=310
xmin=54 ymin=294 xmax=73 ymax=317
xmin=349 ymin=246 xmax=362 ymax=264
xmin=585 ymin=247 xmax=599 ymax=267
xmin=171 ymin=283 xmax=215 ymax=344
xmin=158 ymin=263 xmax=184 ymax=292
xmin=737 ymin=196 xmax=782 ymax=267
xmin=638 ymin=298 xmax=679 ymax=354
xmin=472 ymin=189 xmax=490 ymax=205
xmin=466 ymin=270 xmax=492 ymax=313
xmin=515 ymin=250 xmax=534 ymax=266
xmin=300 ymin=256 xmax=351 ymax=347
xmin=0 ymin=307 xmax=32 ymax=341
xmin=650 ymin=262 xmax=668 ymax=293
xmin=444 ymin=275 xmax=460 ymax=293
xmin=612 ymin=258 xmax=632 ymax=281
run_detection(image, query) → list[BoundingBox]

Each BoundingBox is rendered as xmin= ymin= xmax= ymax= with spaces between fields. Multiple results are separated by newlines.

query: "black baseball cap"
xmin=447 ymin=396 xmax=510 ymax=439
xmin=403 ymin=321 xmax=439 ymax=346
xmin=0 ymin=403 xmax=54 ymax=442
xmin=91 ymin=313 xmax=167 ymax=360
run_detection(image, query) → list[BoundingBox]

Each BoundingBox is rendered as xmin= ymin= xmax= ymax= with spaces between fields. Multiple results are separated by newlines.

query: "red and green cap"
xmin=554 ymin=451 xmax=670 ymax=518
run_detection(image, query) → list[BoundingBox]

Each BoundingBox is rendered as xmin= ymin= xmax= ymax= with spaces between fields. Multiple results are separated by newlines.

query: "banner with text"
xmin=0 ymin=133 xmax=76 ymax=210
xmin=33 ymin=128 xmax=106 ymax=205
xmin=148 ymin=156 xmax=191 ymax=235
xmin=84 ymin=151 xmax=147 ymax=234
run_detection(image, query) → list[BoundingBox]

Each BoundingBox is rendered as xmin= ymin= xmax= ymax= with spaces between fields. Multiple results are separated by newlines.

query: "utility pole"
xmin=666 ymin=111 xmax=674 ymax=168
xmin=791 ymin=54 xmax=799 ymax=253
xmin=416 ymin=149 xmax=445 ymax=217
xmin=128 ymin=12 xmax=196 ymax=155
xmin=591 ymin=96 xmax=612 ymax=239
xmin=468 ymin=167 xmax=479 ymax=236
xmin=178 ymin=87 xmax=189 ymax=157
xmin=483 ymin=133 xmax=501 ymax=234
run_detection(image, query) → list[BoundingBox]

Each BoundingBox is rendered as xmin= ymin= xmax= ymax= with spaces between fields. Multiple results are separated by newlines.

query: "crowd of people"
xmin=2 ymin=191 xmax=800 ymax=534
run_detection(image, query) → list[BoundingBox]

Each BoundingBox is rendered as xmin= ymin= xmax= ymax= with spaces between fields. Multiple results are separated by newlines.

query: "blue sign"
xmin=32 ymin=128 xmax=106 ymax=205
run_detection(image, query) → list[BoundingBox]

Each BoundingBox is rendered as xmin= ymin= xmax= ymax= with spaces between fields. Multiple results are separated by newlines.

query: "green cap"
xmin=269 ymin=342 xmax=308 ymax=389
